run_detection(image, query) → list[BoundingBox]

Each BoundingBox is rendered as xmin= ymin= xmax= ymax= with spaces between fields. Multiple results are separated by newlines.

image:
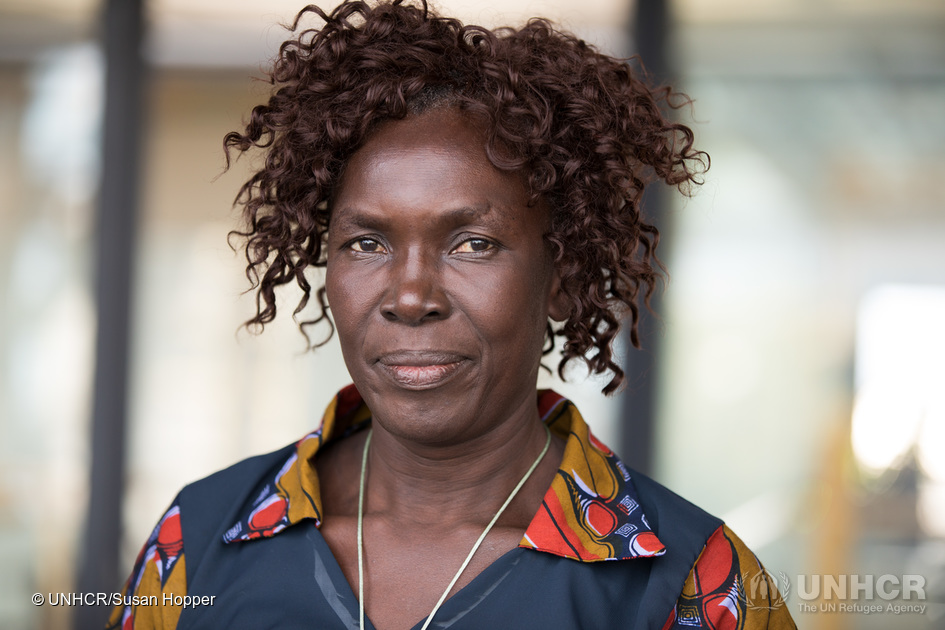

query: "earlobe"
xmin=547 ymin=270 xmax=569 ymax=322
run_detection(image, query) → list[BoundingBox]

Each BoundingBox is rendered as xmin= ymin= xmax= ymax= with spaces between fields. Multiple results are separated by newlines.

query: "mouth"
xmin=376 ymin=351 xmax=469 ymax=390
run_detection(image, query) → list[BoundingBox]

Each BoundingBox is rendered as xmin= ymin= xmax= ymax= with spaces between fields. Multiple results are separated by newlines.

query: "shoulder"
xmin=107 ymin=497 xmax=187 ymax=629
xmin=176 ymin=441 xmax=301 ymax=558
xmin=107 ymin=443 xmax=300 ymax=629
xmin=661 ymin=523 xmax=798 ymax=630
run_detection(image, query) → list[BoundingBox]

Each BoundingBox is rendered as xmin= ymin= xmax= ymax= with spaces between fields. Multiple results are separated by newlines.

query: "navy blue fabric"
xmin=177 ymin=445 xmax=722 ymax=629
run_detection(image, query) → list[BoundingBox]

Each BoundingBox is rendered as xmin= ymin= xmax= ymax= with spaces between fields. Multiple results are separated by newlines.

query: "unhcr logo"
xmin=739 ymin=571 xmax=929 ymax=616
xmin=737 ymin=570 xmax=791 ymax=611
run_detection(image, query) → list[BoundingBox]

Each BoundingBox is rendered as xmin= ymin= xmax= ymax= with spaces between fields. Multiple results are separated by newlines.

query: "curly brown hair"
xmin=225 ymin=0 xmax=706 ymax=394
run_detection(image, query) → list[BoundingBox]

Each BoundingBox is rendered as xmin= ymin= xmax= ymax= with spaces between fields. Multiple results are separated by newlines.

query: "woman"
xmin=110 ymin=1 xmax=795 ymax=628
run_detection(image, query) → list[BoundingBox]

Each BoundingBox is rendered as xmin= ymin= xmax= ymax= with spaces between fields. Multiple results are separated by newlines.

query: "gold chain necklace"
xmin=357 ymin=424 xmax=552 ymax=630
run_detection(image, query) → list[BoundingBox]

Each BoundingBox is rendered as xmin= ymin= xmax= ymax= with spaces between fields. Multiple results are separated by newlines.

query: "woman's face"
xmin=326 ymin=107 xmax=566 ymax=445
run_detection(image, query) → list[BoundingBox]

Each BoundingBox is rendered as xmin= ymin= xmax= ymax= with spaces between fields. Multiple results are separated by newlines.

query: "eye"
xmin=452 ymin=238 xmax=494 ymax=254
xmin=350 ymin=238 xmax=387 ymax=253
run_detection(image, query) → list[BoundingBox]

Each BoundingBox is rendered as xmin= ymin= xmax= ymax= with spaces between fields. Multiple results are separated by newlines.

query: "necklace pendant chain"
xmin=357 ymin=424 xmax=553 ymax=630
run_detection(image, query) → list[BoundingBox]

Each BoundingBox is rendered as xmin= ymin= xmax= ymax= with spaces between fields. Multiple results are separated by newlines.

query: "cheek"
xmin=325 ymin=262 xmax=372 ymax=335
xmin=457 ymin=264 xmax=552 ymax=346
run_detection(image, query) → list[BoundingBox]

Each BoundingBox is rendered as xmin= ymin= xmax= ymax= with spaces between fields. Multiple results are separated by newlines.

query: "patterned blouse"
xmin=108 ymin=387 xmax=795 ymax=629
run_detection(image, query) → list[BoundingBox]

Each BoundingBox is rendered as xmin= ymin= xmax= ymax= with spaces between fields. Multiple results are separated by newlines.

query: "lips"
xmin=376 ymin=351 xmax=469 ymax=389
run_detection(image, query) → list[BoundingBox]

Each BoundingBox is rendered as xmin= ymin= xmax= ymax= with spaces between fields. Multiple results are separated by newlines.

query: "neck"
xmin=363 ymin=395 xmax=559 ymax=528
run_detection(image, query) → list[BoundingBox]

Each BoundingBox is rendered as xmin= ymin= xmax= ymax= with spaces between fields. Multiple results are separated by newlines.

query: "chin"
xmin=358 ymin=384 xmax=483 ymax=445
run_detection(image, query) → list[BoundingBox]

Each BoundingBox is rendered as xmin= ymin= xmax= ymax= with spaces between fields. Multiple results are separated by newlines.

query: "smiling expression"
xmin=325 ymin=107 xmax=567 ymax=445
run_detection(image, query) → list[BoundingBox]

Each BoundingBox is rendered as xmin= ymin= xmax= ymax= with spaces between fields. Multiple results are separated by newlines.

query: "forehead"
xmin=332 ymin=108 xmax=535 ymax=227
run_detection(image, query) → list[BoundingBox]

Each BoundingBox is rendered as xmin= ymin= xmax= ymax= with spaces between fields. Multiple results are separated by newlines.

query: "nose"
xmin=380 ymin=249 xmax=451 ymax=324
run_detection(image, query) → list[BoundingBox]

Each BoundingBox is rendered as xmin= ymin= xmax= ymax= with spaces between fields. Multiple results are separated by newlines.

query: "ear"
xmin=546 ymin=267 xmax=570 ymax=322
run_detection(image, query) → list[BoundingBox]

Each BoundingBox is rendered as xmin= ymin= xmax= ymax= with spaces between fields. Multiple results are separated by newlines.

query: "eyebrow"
xmin=330 ymin=203 xmax=509 ymax=232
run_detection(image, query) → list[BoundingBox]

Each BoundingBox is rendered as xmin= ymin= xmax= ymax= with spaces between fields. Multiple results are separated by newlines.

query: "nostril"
xmin=380 ymin=258 xmax=450 ymax=323
xmin=381 ymin=302 xmax=444 ymax=323
xmin=380 ymin=291 xmax=448 ymax=324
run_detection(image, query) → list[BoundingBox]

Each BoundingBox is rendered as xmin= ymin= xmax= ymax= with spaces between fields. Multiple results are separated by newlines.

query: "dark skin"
xmin=318 ymin=107 xmax=569 ymax=630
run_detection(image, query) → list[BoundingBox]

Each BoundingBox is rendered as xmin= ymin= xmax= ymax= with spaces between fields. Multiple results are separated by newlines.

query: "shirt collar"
xmin=222 ymin=386 xmax=665 ymax=562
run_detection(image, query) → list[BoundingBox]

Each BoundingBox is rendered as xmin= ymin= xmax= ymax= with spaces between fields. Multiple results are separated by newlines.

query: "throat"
xmin=356 ymin=425 xmax=553 ymax=630
xmin=362 ymin=423 xmax=560 ymax=526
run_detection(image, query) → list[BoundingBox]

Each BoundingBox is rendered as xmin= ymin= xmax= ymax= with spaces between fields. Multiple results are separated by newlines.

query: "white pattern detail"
xmin=719 ymin=580 xmax=741 ymax=620
xmin=274 ymin=453 xmax=298 ymax=485
xmin=615 ymin=460 xmax=631 ymax=481
xmin=223 ymin=522 xmax=242 ymax=543
xmin=618 ymin=495 xmax=638 ymax=514
xmin=251 ymin=484 xmax=271 ymax=507
xmin=570 ymin=470 xmax=597 ymax=497
xmin=615 ymin=523 xmax=637 ymax=537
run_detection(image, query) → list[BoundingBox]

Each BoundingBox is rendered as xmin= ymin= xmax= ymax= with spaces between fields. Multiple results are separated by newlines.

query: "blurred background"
xmin=1 ymin=0 xmax=943 ymax=628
